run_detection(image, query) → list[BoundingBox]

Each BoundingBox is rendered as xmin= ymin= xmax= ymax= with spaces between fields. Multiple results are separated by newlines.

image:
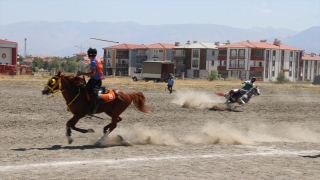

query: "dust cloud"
xmin=171 ymin=90 xmax=225 ymax=109
xmin=111 ymin=124 xmax=181 ymax=146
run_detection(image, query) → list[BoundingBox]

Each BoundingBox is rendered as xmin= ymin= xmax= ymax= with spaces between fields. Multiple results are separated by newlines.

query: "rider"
xmin=77 ymin=47 xmax=104 ymax=118
xmin=227 ymin=77 xmax=257 ymax=102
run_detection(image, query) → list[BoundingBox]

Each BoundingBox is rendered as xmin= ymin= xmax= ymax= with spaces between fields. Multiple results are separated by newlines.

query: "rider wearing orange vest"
xmin=77 ymin=47 xmax=104 ymax=118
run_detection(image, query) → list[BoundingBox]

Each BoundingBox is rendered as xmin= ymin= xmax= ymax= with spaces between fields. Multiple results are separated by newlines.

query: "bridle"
xmin=46 ymin=75 xmax=81 ymax=114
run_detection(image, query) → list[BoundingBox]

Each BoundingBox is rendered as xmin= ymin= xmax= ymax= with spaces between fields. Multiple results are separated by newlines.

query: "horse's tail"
xmin=215 ymin=92 xmax=225 ymax=97
xmin=128 ymin=91 xmax=152 ymax=113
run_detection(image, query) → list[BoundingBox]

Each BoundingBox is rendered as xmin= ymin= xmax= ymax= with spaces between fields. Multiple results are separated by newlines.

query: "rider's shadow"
xmin=11 ymin=145 xmax=109 ymax=151
xmin=300 ymin=154 xmax=320 ymax=158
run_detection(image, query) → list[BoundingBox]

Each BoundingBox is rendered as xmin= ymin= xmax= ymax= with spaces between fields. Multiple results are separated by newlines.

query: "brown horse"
xmin=41 ymin=72 xmax=151 ymax=145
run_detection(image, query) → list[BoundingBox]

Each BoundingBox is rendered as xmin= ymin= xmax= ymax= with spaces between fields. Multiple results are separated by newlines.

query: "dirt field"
xmin=1 ymin=75 xmax=320 ymax=180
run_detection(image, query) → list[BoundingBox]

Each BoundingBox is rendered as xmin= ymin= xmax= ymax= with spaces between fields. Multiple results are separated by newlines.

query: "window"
xmin=273 ymin=50 xmax=276 ymax=56
xmin=117 ymin=50 xmax=129 ymax=57
xmin=230 ymin=49 xmax=237 ymax=57
xmin=219 ymin=50 xmax=227 ymax=55
xmin=136 ymin=59 xmax=142 ymax=64
xmin=211 ymin=60 xmax=214 ymax=66
xmin=238 ymin=49 xmax=245 ymax=57
xmin=153 ymin=50 xmax=159 ymax=57
xmin=192 ymin=49 xmax=199 ymax=58
xmin=192 ymin=59 xmax=199 ymax=68
xmin=212 ymin=50 xmax=215 ymax=56
xmin=239 ymin=60 xmax=245 ymax=68
xmin=251 ymin=50 xmax=264 ymax=56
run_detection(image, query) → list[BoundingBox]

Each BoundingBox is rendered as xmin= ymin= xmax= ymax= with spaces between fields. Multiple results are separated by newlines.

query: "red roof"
xmin=301 ymin=53 xmax=320 ymax=61
xmin=219 ymin=40 xmax=303 ymax=51
xmin=146 ymin=43 xmax=175 ymax=49
xmin=73 ymin=52 xmax=87 ymax=56
xmin=0 ymin=39 xmax=17 ymax=44
xmin=103 ymin=43 xmax=147 ymax=50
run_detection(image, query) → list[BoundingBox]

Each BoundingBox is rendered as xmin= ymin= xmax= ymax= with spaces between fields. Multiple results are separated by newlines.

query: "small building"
xmin=301 ymin=52 xmax=320 ymax=82
xmin=0 ymin=39 xmax=18 ymax=65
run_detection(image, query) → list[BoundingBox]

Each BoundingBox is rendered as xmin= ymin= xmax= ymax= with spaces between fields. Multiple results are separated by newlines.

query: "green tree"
xmin=49 ymin=59 xmax=61 ymax=71
xmin=276 ymin=71 xmax=290 ymax=83
xmin=67 ymin=61 xmax=79 ymax=72
xmin=208 ymin=70 xmax=218 ymax=81
xmin=43 ymin=61 xmax=49 ymax=70
xmin=32 ymin=57 xmax=44 ymax=71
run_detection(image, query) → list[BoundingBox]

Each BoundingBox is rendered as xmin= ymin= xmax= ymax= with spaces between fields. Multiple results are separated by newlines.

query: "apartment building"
xmin=217 ymin=39 xmax=303 ymax=81
xmin=301 ymin=52 xmax=320 ymax=82
xmin=102 ymin=43 xmax=174 ymax=76
xmin=172 ymin=41 xmax=219 ymax=78
xmin=102 ymin=44 xmax=147 ymax=76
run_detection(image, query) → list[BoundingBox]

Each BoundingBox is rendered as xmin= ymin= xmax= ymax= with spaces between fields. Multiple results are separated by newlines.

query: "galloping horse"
xmin=41 ymin=72 xmax=151 ymax=145
xmin=216 ymin=86 xmax=261 ymax=106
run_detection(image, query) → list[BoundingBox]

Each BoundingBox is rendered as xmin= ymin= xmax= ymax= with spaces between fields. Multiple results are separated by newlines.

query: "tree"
xmin=208 ymin=70 xmax=218 ymax=81
xmin=276 ymin=70 xmax=290 ymax=83
xmin=32 ymin=57 xmax=44 ymax=71
xmin=67 ymin=61 xmax=79 ymax=73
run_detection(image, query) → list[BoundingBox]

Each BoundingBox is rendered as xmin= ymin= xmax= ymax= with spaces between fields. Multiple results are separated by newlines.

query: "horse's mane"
xmin=62 ymin=74 xmax=87 ymax=89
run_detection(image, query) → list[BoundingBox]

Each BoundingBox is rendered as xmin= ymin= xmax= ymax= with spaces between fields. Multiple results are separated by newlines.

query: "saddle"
xmin=68 ymin=76 xmax=116 ymax=103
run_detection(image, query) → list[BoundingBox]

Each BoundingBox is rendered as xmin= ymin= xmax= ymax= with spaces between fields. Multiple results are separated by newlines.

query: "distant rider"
xmin=226 ymin=77 xmax=256 ymax=102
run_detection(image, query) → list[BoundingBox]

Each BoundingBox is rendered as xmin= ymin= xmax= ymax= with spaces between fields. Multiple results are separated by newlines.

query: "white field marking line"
xmin=1 ymin=148 xmax=319 ymax=171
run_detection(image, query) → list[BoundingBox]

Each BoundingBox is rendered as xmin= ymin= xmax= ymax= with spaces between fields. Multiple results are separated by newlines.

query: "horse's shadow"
xmin=300 ymin=154 xmax=320 ymax=158
xmin=11 ymin=145 xmax=109 ymax=151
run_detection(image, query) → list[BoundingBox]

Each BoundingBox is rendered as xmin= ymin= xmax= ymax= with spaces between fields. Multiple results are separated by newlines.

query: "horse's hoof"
xmin=95 ymin=141 xmax=101 ymax=146
xmin=87 ymin=129 xmax=95 ymax=133
xmin=67 ymin=137 xmax=73 ymax=144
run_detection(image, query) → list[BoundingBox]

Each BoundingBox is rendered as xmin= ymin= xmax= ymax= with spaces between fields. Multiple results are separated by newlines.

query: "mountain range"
xmin=0 ymin=21 xmax=319 ymax=57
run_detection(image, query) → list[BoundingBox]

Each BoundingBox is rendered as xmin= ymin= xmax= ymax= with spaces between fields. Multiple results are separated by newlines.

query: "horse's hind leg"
xmin=103 ymin=111 xmax=122 ymax=134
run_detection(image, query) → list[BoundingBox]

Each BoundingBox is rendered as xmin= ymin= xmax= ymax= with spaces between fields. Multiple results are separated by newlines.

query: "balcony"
xmin=173 ymin=55 xmax=186 ymax=60
xmin=250 ymin=56 xmax=264 ymax=60
xmin=217 ymin=66 xmax=226 ymax=71
xmin=116 ymin=63 xmax=128 ymax=67
xmin=192 ymin=64 xmax=199 ymax=68
xmin=229 ymin=64 xmax=245 ymax=69
xmin=218 ymin=55 xmax=227 ymax=60
xmin=116 ymin=55 xmax=129 ymax=58
xmin=250 ymin=66 xmax=264 ymax=71
xmin=136 ymin=54 xmax=147 ymax=58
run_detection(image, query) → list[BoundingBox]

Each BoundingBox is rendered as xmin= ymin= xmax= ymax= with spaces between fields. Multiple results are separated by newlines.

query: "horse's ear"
xmin=57 ymin=71 xmax=61 ymax=77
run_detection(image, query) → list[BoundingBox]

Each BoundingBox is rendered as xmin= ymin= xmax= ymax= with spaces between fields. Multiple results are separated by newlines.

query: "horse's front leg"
xmin=66 ymin=115 xmax=94 ymax=144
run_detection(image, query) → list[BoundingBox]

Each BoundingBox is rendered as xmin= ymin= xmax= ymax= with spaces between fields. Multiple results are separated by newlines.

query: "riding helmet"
xmin=87 ymin=47 xmax=97 ymax=57
xmin=251 ymin=77 xmax=256 ymax=81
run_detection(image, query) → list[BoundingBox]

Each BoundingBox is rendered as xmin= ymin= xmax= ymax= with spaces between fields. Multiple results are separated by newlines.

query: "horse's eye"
xmin=50 ymin=79 xmax=56 ymax=85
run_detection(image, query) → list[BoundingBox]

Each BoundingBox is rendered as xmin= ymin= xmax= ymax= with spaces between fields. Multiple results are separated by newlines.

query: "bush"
xmin=276 ymin=71 xmax=290 ymax=83
xmin=208 ymin=70 xmax=218 ymax=81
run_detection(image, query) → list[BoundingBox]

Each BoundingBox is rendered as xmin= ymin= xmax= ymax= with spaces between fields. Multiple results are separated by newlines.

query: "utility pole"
xmin=24 ymin=38 xmax=27 ymax=58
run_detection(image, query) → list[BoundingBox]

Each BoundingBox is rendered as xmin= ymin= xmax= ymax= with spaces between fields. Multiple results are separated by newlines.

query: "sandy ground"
xmin=1 ymin=77 xmax=320 ymax=180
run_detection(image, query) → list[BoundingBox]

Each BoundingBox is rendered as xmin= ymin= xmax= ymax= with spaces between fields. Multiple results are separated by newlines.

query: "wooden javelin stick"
xmin=90 ymin=38 xmax=119 ymax=43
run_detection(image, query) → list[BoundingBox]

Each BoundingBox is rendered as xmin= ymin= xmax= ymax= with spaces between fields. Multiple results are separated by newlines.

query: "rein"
xmin=47 ymin=76 xmax=81 ymax=114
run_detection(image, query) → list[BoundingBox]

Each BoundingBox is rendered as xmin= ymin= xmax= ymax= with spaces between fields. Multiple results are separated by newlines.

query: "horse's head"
xmin=251 ymin=86 xmax=260 ymax=96
xmin=42 ymin=72 xmax=62 ymax=95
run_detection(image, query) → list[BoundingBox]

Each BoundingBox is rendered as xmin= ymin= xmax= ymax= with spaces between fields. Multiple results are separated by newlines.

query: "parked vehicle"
xmin=132 ymin=61 xmax=174 ymax=82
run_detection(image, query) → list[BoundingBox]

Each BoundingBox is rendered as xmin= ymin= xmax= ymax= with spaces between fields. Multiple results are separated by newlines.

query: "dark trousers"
xmin=86 ymin=79 xmax=102 ymax=114
xmin=167 ymin=85 xmax=173 ymax=93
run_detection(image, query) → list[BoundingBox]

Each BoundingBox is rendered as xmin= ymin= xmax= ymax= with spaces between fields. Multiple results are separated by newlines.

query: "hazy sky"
xmin=0 ymin=0 xmax=319 ymax=32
